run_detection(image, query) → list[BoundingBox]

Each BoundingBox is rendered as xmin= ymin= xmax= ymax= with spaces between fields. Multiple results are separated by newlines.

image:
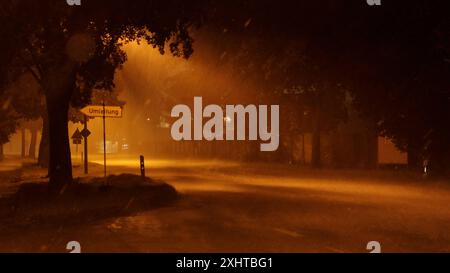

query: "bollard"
xmin=140 ymin=155 xmax=145 ymax=178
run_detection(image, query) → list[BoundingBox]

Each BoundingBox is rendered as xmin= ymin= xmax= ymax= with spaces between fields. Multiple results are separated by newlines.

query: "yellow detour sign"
xmin=80 ymin=105 xmax=122 ymax=118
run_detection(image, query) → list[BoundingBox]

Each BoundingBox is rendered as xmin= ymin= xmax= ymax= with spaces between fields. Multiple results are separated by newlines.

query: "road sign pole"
xmin=79 ymin=103 xmax=122 ymax=181
xmin=83 ymin=115 xmax=88 ymax=174
xmin=102 ymin=102 xmax=107 ymax=182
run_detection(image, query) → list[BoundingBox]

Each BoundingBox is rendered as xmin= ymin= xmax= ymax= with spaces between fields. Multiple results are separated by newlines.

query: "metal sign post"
xmin=81 ymin=115 xmax=91 ymax=175
xmin=79 ymin=104 xmax=123 ymax=183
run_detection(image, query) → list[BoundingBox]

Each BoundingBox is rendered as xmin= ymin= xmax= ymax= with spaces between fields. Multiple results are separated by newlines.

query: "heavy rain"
xmin=0 ymin=0 xmax=449 ymax=254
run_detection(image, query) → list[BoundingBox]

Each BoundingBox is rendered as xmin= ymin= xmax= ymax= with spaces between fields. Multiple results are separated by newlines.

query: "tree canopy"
xmin=0 ymin=0 xmax=207 ymax=189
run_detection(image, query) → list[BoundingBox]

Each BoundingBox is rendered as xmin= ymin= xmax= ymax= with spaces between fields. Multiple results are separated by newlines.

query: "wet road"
xmin=2 ymin=156 xmax=450 ymax=252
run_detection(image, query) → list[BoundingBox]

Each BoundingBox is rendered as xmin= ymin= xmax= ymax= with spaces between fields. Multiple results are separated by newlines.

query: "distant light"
xmin=146 ymin=118 xmax=150 ymax=121
xmin=244 ymin=18 xmax=252 ymax=28
xmin=423 ymin=160 xmax=429 ymax=175
xmin=224 ymin=116 xmax=232 ymax=123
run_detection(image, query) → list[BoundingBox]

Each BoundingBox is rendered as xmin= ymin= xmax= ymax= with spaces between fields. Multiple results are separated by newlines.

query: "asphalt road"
xmin=1 ymin=156 xmax=450 ymax=253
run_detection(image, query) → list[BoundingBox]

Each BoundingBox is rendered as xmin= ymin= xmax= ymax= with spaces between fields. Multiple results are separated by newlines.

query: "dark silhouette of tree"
xmin=7 ymin=73 xmax=43 ymax=159
xmin=204 ymin=0 xmax=450 ymax=172
xmin=0 ymin=94 xmax=20 ymax=160
xmin=0 ymin=0 xmax=206 ymax=190
xmin=344 ymin=1 xmax=450 ymax=175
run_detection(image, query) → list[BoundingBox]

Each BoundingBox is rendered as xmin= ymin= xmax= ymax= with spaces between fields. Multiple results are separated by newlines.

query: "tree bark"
xmin=38 ymin=114 xmax=49 ymax=168
xmin=28 ymin=127 xmax=38 ymax=159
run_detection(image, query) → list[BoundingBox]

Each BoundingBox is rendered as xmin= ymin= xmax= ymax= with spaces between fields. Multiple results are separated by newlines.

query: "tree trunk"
xmin=21 ymin=128 xmax=26 ymax=158
xmin=0 ymin=144 xmax=4 ymax=161
xmin=311 ymin=103 xmax=321 ymax=169
xmin=42 ymin=63 xmax=76 ymax=191
xmin=426 ymin=134 xmax=448 ymax=178
xmin=38 ymin=114 xmax=49 ymax=168
xmin=366 ymin=131 xmax=378 ymax=169
xmin=311 ymin=129 xmax=321 ymax=168
xmin=46 ymin=96 xmax=73 ymax=190
xmin=28 ymin=127 xmax=38 ymax=159
xmin=407 ymin=144 xmax=421 ymax=171
xmin=301 ymin=133 xmax=306 ymax=164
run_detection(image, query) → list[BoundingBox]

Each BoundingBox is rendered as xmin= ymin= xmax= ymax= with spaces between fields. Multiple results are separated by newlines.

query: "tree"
xmin=26 ymin=120 xmax=41 ymax=159
xmin=0 ymin=0 xmax=206 ymax=190
xmin=345 ymin=1 xmax=450 ymax=175
xmin=193 ymin=1 xmax=350 ymax=166
xmin=0 ymin=94 xmax=20 ymax=160
xmin=6 ymin=73 xmax=43 ymax=159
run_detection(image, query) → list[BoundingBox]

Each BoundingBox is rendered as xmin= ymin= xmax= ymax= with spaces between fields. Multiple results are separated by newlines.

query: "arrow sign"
xmin=80 ymin=105 xmax=123 ymax=118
